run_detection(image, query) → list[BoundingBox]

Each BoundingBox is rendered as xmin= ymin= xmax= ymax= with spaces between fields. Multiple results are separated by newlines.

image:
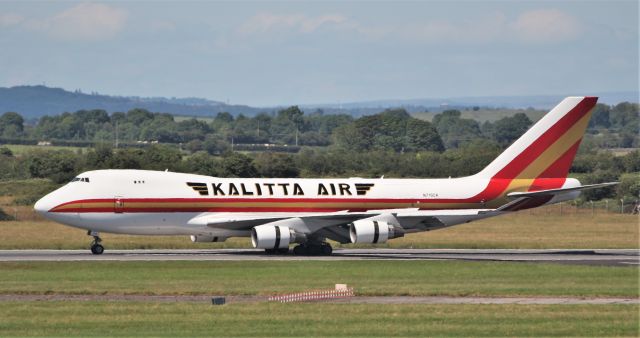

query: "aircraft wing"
xmin=189 ymin=211 xmax=374 ymax=230
xmin=188 ymin=208 xmax=499 ymax=244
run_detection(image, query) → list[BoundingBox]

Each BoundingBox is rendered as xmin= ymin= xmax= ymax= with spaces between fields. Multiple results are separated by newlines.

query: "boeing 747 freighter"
xmin=35 ymin=96 xmax=616 ymax=255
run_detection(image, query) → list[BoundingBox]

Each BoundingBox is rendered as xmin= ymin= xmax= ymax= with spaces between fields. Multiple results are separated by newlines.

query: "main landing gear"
xmin=88 ymin=231 xmax=104 ymax=255
xmin=262 ymin=243 xmax=333 ymax=256
xmin=293 ymin=242 xmax=333 ymax=256
xmin=264 ymin=248 xmax=290 ymax=255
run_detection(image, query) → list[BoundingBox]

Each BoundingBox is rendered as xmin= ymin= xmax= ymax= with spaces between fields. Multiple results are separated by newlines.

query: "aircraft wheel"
xmin=321 ymin=243 xmax=333 ymax=256
xmin=88 ymin=231 xmax=103 ymax=255
xmin=293 ymin=243 xmax=332 ymax=256
xmin=277 ymin=248 xmax=290 ymax=255
xmin=308 ymin=244 xmax=324 ymax=256
xmin=293 ymin=244 xmax=306 ymax=256
xmin=90 ymin=243 xmax=104 ymax=255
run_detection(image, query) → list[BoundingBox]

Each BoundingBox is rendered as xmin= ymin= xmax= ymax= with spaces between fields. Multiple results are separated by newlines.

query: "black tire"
xmin=293 ymin=245 xmax=306 ymax=256
xmin=321 ymin=244 xmax=333 ymax=256
xmin=264 ymin=248 xmax=276 ymax=255
xmin=90 ymin=244 xmax=104 ymax=255
xmin=308 ymin=245 xmax=323 ymax=256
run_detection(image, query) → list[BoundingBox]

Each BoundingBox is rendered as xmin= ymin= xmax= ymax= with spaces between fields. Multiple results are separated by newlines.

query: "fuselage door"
xmin=114 ymin=196 xmax=124 ymax=213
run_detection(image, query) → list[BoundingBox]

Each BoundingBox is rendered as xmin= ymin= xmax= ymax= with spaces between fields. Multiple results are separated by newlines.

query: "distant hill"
xmin=0 ymin=85 xmax=266 ymax=118
xmin=303 ymin=91 xmax=639 ymax=113
xmin=1 ymin=85 xmax=636 ymax=119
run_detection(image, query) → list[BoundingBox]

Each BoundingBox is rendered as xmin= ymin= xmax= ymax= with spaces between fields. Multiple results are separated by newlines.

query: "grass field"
xmin=412 ymin=109 xmax=546 ymax=123
xmin=0 ymin=205 xmax=637 ymax=249
xmin=1 ymin=261 xmax=637 ymax=297
xmin=1 ymin=302 xmax=637 ymax=337
xmin=0 ymin=179 xmax=60 ymax=207
xmin=174 ymin=115 xmax=215 ymax=123
xmin=1 ymin=144 xmax=86 ymax=155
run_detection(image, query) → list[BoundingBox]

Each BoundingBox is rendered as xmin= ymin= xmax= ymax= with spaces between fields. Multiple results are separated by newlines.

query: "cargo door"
xmin=114 ymin=196 xmax=124 ymax=213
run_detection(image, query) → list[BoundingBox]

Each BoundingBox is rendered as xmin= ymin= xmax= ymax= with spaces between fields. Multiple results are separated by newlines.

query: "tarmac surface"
xmin=0 ymin=248 xmax=638 ymax=266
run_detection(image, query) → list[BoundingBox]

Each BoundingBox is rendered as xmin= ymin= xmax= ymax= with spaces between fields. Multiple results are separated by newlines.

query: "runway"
xmin=0 ymin=248 xmax=638 ymax=266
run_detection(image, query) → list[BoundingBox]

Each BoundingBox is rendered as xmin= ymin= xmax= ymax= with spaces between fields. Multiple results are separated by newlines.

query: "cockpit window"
xmin=71 ymin=177 xmax=90 ymax=183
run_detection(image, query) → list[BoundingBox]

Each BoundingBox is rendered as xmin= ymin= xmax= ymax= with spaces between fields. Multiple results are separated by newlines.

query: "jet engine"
xmin=349 ymin=220 xmax=403 ymax=244
xmin=251 ymin=225 xmax=295 ymax=249
xmin=190 ymin=235 xmax=227 ymax=243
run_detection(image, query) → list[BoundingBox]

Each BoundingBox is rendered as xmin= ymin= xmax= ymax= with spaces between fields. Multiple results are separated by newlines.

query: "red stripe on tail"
xmin=492 ymin=97 xmax=596 ymax=179
xmin=527 ymin=137 xmax=584 ymax=191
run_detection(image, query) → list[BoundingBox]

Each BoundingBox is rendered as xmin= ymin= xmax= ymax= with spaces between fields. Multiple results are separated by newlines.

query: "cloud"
xmin=395 ymin=12 xmax=508 ymax=44
xmin=351 ymin=9 xmax=582 ymax=45
xmin=0 ymin=13 xmax=24 ymax=27
xmin=149 ymin=20 xmax=177 ymax=33
xmin=227 ymin=9 xmax=583 ymax=49
xmin=511 ymin=9 xmax=582 ymax=43
xmin=237 ymin=12 xmax=348 ymax=36
xmin=27 ymin=3 xmax=128 ymax=41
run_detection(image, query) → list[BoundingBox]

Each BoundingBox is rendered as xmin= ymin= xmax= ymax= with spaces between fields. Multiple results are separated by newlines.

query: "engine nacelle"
xmin=190 ymin=235 xmax=227 ymax=243
xmin=349 ymin=220 xmax=401 ymax=244
xmin=251 ymin=225 xmax=294 ymax=249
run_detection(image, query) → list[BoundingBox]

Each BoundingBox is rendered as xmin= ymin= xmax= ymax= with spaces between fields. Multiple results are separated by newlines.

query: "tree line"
xmin=0 ymin=101 xmax=637 ymax=153
xmin=0 ymin=142 xmax=637 ymax=204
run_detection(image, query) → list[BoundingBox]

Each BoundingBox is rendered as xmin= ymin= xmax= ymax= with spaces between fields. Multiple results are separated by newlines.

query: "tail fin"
xmin=477 ymin=96 xmax=597 ymax=180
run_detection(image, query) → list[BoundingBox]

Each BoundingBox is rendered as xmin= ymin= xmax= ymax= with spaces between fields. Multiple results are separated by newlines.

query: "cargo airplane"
xmin=35 ymin=96 xmax=616 ymax=255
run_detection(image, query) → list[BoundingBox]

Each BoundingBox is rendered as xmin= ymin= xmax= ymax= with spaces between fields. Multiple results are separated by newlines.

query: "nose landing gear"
xmin=88 ymin=231 xmax=104 ymax=255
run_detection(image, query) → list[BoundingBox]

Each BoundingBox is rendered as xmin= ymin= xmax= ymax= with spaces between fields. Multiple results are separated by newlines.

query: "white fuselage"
xmin=34 ymin=169 xmax=579 ymax=238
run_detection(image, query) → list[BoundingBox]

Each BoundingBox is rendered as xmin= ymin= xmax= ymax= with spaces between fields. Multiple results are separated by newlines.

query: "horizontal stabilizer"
xmin=507 ymin=182 xmax=618 ymax=199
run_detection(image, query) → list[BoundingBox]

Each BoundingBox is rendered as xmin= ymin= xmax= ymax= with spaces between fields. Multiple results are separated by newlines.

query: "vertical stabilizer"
xmin=476 ymin=96 xmax=597 ymax=180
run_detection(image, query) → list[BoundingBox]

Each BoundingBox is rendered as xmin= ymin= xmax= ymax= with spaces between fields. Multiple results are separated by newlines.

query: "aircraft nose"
xmin=34 ymin=195 xmax=54 ymax=215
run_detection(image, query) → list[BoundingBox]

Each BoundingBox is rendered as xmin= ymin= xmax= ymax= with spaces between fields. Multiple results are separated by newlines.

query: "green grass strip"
xmin=0 ymin=302 xmax=637 ymax=337
xmin=0 ymin=260 xmax=637 ymax=297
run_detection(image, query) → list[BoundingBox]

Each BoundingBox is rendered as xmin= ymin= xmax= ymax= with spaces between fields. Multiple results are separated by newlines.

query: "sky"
xmin=0 ymin=1 xmax=638 ymax=106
